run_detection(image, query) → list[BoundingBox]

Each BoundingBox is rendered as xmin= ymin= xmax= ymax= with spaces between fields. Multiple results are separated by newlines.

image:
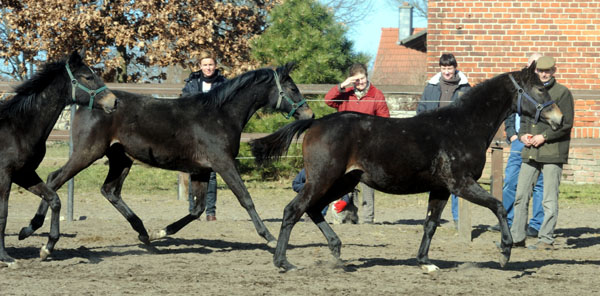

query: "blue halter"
xmin=65 ymin=63 xmax=108 ymax=109
xmin=508 ymin=74 xmax=554 ymax=123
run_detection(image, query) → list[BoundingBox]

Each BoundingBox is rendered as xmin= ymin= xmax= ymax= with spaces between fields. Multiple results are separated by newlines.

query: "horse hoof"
xmin=499 ymin=253 xmax=510 ymax=268
xmin=39 ymin=246 xmax=51 ymax=261
xmin=0 ymin=259 xmax=18 ymax=269
xmin=138 ymin=235 xmax=151 ymax=245
xmin=18 ymin=227 xmax=33 ymax=240
xmin=420 ymin=264 xmax=440 ymax=273
xmin=267 ymin=240 xmax=277 ymax=249
xmin=149 ymin=229 xmax=167 ymax=241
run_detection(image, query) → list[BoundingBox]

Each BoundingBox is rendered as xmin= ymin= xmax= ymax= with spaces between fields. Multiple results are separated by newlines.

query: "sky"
xmin=344 ymin=1 xmax=427 ymax=67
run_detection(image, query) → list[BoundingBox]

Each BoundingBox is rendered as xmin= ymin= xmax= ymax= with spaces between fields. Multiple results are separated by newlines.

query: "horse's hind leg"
xmin=151 ymin=172 xmax=209 ymax=240
xmin=416 ymin=189 xmax=449 ymax=273
xmin=13 ymin=171 xmax=62 ymax=261
xmin=306 ymin=205 xmax=342 ymax=262
xmin=100 ymin=145 xmax=150 ymax=244
xmin=20 ymin=147 xmax=105 ymax=240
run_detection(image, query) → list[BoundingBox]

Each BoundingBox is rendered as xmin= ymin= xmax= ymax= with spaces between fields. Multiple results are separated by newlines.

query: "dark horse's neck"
xmin=206 ymin=69 xmax=275 ymax=130
xmin=444 ymin=72 xmax=516 ymax=148
xmin=2 ymin=63 xmax=70 ymax=146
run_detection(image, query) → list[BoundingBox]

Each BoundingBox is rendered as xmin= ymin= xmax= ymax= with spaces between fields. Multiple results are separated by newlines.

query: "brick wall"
xmin=427 ymin=0 xmax=600 ymax=139
xmin=427 ymin=0 xmax=600 ymax=90
xmin=481 ymin=141 xmax=600 ymax=184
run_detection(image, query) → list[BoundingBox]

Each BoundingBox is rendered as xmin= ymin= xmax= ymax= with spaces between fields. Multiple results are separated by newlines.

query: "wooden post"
xmin=178 ymin=172 xmax=189 ymax=201
xmin=458 ymin=198 xmax=472 ymax=241
xmin=491 ymin=146 xmax=504 ymax=201
xmin=457 ymin=125 xmax=506 ymax=241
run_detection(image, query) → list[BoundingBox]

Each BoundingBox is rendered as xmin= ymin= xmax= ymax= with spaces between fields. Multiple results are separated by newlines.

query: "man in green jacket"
xmin=510 ymin=56 xmax=574 ymax=250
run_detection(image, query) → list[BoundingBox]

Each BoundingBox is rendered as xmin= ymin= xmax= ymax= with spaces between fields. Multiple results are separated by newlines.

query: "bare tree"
xmin=385 ymin=0 xmax=428 ymax=19
xmin=321 ymin=0 xmax=376 ymax=27
xmin=0 ymin=0 xmax=280 ymax=82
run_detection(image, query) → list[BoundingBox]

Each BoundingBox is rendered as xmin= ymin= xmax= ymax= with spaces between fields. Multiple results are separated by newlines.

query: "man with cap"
xmin=510 ymin=56 xmax=574 ymax=250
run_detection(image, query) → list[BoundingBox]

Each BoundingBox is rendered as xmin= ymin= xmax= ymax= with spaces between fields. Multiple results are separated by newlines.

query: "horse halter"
xmin=273 ymin=70 xmax=307 ymax=119
xmin=508 ymin=74 xmax=554 ymax=123
xmin=65 ymin=63 xmax=108 ymax=109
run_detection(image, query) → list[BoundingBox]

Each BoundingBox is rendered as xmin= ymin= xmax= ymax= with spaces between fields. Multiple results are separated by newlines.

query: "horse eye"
xmin=83 ymin=75 xmax=93 ymax=81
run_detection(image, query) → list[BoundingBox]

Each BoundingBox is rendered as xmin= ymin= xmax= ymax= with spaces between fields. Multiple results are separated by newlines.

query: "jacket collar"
xmin=428 ymin=70 xmax=469 ymax=86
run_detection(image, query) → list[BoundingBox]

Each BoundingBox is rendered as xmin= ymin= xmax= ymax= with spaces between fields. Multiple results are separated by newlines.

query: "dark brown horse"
xmin=250 ymin=64 xmax=564 ymax=272
xmin=0 ymin=51 xmax=117 ymax=265
xmin=19 ymin=63 xmax=313 ymax=248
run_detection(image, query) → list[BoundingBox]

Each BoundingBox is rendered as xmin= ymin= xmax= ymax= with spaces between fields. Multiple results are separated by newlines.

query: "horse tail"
xmin=250 ymin=118 xmax=315 ymax=165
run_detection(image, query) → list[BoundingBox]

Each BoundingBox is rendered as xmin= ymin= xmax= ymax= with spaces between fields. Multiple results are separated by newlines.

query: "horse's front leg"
xmin=456 ymin=179 xmax=512 ymax=267
xmin=101 ymin=146 xmax=150 ymax=245
xmin=216 ymin=165 xmax=277 ymax=246
xmin=417 ymin=189 xmax=449 ymax=273
xmin=151 ymin=172 xmax=209 ymax=240
xmin=0 ymin=173 xmax=15 ymax=265
xmin=20 ymin=147 xmax=104 ymax=240
xmin=14 ymin=171 xmax=61 ymax=261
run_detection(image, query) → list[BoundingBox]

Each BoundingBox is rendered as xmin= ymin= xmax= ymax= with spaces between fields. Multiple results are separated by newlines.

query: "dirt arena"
xmin=1 ymin=184 xmax=599 ymax=295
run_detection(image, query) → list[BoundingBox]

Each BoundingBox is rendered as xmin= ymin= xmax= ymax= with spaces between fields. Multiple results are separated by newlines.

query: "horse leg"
xmin=416 ymin=189 xmax=449 ymax=273
xmin=0 ymin=173 xmax=15 ymax=264
xmin=274 ymin=190 xmax=311 ymax=272
xmin=13 ymin=171 xmax=62 ymax=261
xmin=306 ymin=205 xmax=342 ymax=263
xmin=454 ymin=178 xmax=512 ymax=267
xmin=150 ymin=172 xmax=210 ymax=240
xmin=100 ymin=145 xmax=150 ymax=245
xmin=20 ymin=148 xmax=104 ymax=240
xmin=216 ymin=165 xmax=277 ymax=246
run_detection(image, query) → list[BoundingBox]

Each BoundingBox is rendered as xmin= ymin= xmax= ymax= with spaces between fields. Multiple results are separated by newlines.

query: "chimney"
xmin=398 ymin=2 xmax=413 ymax=42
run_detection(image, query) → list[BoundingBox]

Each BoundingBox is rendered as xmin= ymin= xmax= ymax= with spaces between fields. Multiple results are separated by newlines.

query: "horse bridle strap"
xmin=508 ymin=74 xmax=554 ymax=123
xmin=65 ymin=63 xmax=108 ymax=110
xmin=273 ymin=70 xmax=306 ymax=119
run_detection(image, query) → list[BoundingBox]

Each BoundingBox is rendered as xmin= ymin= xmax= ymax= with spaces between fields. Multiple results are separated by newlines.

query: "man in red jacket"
xmin=324 ymin=63 xmax=390 ymax=224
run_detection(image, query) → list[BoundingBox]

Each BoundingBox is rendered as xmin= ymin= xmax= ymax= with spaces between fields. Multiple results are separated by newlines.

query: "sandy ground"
xmin=1 ymin=184 xmax=599 ymax=295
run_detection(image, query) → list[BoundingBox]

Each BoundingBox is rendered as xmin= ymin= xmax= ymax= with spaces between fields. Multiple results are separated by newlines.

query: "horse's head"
xmin=66 ymin=51 xmax=117 ymax=113
xmin=271 ymin=62 xmax=314 ymax=120
xmin=511 ymin=62 xmax=563 ymax=130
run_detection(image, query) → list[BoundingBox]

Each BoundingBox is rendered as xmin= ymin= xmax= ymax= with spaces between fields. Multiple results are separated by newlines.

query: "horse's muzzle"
xmin=543 ymin=103 xmax=563 ymax=131
xmin=99 ymin=92 xmax=118 ymax=113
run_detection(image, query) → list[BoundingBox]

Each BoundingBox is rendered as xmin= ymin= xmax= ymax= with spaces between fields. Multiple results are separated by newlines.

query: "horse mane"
xmin=184 ymin=67 xmax=276 ymax=109
xmin=0 ymin=59 xmax=67 ymax=119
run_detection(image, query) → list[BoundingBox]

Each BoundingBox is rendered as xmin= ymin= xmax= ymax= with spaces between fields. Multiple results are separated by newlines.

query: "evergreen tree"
xmin=251 ymin=0 xmax=369 ymax=84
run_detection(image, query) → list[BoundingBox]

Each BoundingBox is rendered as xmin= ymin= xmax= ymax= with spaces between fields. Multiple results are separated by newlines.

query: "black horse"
xmin=250 ymin=64 xmax=564 ymax=272
xmin=0 ymin=51 xmax=117 ymax=265
xmin=19 ymin=63 xmax=313 ymax=247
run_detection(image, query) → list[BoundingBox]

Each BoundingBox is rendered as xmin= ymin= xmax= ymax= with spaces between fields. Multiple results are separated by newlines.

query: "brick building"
xmin=372 ymin=1 xmax=600 ymax=183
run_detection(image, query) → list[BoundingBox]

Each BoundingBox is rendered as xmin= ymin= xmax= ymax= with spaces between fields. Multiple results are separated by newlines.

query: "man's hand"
xmin=530 ymin=134 xmax=546 ymax=147
xmin=340 ymin=74 xmax=363 ymax=89
xmin=521 ymin=134 xmax=533 ymax=147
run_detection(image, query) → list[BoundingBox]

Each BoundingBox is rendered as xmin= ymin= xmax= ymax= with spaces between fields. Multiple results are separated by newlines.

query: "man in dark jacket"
xmin=489 ymin=53 xmax=545 ymax=237
xmin=511 ymin=56 xmax=574 ymax=250
xmin=181 ymin=50 xmax=227 ymax=221
xmin=417 ymin=53 xmax=471 ymax=227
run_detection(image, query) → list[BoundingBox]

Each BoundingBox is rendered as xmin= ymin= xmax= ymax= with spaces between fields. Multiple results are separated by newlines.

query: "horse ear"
xmin=281 ymin=62 xmax=296 ymax=76
xmin=527 ymin=60 xmax=537 ymax=75
xmin=69 ymin=50 xmax=84 ymax=66
xmin=78 ymin=47 xmax=87 ymax=59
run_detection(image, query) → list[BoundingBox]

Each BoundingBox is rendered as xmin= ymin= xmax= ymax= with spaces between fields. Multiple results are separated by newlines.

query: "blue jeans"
xmin=188 ymin=171 xmax=218 ymax=215
xmin=502 ymin=140 xmax=544 ymax=230
xmin=451 ymin=194 xmax=458 ymax=222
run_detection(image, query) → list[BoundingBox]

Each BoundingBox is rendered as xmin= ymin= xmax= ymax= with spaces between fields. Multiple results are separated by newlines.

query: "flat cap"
xmin=536 ymin=56 xmax=555 ymax=70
